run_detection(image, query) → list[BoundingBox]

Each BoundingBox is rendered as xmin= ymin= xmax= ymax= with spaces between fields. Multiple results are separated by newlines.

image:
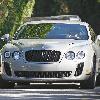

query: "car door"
xmin=95 ymin=35 xmax=100 ymax=72
xmin=89 ymin=26 xmax=100 ymax=72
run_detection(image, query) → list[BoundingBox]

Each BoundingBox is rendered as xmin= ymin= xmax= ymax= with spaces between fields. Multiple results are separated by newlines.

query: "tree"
xmin=0 ymin=0 xmax=35 ymax=37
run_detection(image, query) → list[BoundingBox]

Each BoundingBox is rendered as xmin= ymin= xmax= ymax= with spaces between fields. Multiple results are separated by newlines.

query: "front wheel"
xmin=80 ymin=55 xmax=96 ymax=89
xmin=0 ymin=75 xmax=15 ymax=89
xmin=96 ymin=74 xmax=100 ymax=86
xmin=80 ymin=75 xmax=96 ymax=89
xmin=0 ymin=78 xmax=15 ymax=89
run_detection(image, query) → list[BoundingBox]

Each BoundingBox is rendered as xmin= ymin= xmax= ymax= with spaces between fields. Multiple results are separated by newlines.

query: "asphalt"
xmin=0 ymin=84 xmax=100 ymax=100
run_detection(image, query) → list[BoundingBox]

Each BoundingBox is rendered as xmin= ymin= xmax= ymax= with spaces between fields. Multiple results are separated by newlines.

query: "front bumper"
xmin=1 ymin=60 xmax=92 ymax=83
xmin=1 ymin=74 xmax=90 ymax=83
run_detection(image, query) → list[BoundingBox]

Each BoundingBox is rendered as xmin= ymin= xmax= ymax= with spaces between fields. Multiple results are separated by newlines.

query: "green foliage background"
xmin=0 ymin=0 xmax=35 ymax=37
xmin=0 ymin=0 xmax=100 ymax=40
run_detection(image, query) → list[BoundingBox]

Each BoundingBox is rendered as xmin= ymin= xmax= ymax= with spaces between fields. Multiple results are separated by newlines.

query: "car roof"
xmin=24 ymin=20 xmax=88 ymax=26
xmin=23 ymin=15 xmax=88 ymax=26
xmin=25 ymin=15 xmax=81 ymax=21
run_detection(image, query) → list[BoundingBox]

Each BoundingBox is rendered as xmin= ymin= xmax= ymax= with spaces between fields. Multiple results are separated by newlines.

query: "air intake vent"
xmin=14 ymin=71 xmax=72 ymax=78
xmin=4 ymin=62 xmax=12 ymax=76
xmin=74 ymin=62 xmax=84 ymax=76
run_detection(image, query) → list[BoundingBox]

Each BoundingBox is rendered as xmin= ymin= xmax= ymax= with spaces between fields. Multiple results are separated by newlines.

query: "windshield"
xmin=15 ymin=23 xmax=89 ymax=40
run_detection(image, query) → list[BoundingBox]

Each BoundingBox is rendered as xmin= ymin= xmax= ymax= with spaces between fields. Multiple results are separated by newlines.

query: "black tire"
xmin=0 ymin=76 xmax=15 ymax=89
xmin=0 ymin=81 xmax=15 ymax=89
xmin=80 ymin=55 xmax=96 ymax=89
xmin=80 ymin=75 xmax=96 ymax=89
xmin=96 ymin=74 xmax=100 ymax=86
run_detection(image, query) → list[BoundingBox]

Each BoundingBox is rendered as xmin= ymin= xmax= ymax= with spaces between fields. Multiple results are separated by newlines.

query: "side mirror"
xmin=97 ymin=35 xmax=100 ymax=40
xmin=95 ymin=35 xmax=100 ymax=46
xmin=1 ymin=34 xmax=10 ymax=42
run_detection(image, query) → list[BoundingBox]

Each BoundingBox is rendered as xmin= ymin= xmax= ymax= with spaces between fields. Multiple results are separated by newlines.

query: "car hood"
xmin=12 ymin=39 xmax=89 ymax=52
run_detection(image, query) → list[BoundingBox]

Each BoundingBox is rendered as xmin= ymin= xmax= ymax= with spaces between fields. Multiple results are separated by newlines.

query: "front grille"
xmin=14 ymin=71 xmax=72 ymax=78
xmin=25 ymin=50 xmax=61 ymax=62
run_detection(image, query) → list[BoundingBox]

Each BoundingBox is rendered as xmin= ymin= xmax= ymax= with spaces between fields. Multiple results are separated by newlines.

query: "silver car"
xmin=0 ymin=15 xmax=100 ymax=89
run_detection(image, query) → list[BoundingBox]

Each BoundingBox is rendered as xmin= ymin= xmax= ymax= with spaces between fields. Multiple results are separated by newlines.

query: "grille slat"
xmin=25 ymin=50 xmax=61 ymax=62
xmin=14 ymin=71 xmax=72 ymax=78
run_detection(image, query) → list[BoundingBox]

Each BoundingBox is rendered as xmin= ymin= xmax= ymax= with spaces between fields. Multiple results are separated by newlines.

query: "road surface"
xmin=0 ymin=84 xmax=100 ymax=100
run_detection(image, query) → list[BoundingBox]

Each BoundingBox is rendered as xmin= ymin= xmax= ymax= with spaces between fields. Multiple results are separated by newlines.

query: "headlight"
xmin=65 ymin=51 xmax=75 ymax=60
xmin=4 ymin=51 xmax=11 ymax=58
xmin=65 ymin=51 xmax=85 ymax=60
xmin=76 ymin=51 xmax=85 ymax=59
xmin=13 ymin=51 xmax=20 ymax=60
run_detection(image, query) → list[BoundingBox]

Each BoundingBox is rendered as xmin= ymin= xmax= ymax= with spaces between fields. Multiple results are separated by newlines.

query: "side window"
xmin=89 ymin=26 xmax=96 ymax=42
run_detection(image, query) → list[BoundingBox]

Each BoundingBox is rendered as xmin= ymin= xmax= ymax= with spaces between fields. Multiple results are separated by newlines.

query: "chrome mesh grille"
xmin=25 ymin=50 xmax=61 ymax=62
